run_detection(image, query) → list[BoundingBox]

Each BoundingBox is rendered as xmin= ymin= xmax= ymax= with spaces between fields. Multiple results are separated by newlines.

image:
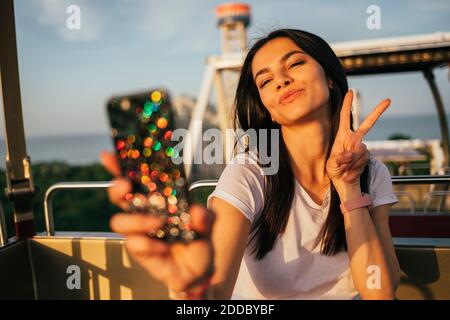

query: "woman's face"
xmin=252 ymin=37 xmax=332 ymax=126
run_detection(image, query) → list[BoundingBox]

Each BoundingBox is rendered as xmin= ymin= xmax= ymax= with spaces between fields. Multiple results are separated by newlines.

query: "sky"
xmin=1 ymin=0 xmax=450 ymax=137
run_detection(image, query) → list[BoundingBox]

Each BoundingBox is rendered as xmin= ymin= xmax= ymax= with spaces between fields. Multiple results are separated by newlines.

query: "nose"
xmin=275 ymin=72 xmax=293 ymax=90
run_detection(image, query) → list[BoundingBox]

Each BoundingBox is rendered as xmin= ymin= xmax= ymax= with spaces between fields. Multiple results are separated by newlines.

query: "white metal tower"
xmin=184 ymin=3 xmax=251 ymax=181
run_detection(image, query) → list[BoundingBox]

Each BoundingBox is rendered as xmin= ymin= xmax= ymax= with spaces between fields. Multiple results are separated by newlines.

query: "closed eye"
xmin=289 ymin=60 xmax=305 ymax=69
xmin=260 ymin=79 xmax=272 ymax=88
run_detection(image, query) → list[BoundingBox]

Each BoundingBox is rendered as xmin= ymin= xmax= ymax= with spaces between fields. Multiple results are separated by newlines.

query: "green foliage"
xmin=388 ymin=133 xmax=412 ymax=140
xmin=385 ymin=147 xmax=431 ymax=176
xmin=190 ymin=187 xmax=215 ymax=206
xmin=0 ymin=162 xmax=215 ymax=239
xmin=0 ymin=162 xmax=117 ymax=238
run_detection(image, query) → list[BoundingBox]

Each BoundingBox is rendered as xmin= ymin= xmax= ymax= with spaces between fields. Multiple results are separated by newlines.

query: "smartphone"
xmin=106 ymin=89 xmax=198 ymax=243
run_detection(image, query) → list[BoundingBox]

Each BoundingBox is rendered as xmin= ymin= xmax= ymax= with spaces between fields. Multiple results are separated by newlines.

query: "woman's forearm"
xmin=370 ymin=211 xmax=401 ymax=289
xmin=338 ymin=185 xmax=395 ymax=300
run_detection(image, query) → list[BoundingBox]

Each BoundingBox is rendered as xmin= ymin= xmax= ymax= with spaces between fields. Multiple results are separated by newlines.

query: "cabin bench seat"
xmin=0 ymin=234 xmax=449 ymax=300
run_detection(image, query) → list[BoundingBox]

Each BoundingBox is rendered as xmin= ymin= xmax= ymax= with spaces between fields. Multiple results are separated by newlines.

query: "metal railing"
xmin=424 ymin=190 xmax=450 ymax=213
xmin=188 ymin=179 xmax=220 ymax=191
xmin=44 ymin=181 xmax=114 ymax=236
xmin=393 ymin=191 xmax=416 ymax=213
xmin=0 ymin=202 xmax=7 ymax=246
xmin=390 ymin=175 xmax=450 ymax=185
xmin=43 ymin=180 xmax=219 ymax=236
xmin=42 ymin=175 xmax=450 ymax=236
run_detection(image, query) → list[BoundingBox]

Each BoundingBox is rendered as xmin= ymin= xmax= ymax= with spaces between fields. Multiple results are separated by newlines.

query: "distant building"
xmin=172 ymin=95 xmax=224 ymax=180
xmin=172 ymin=94 xmax=220 ymax=130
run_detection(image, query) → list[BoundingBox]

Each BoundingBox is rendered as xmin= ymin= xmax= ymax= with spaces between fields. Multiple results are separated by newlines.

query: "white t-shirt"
xmin=207 ymin=151 xmax=399 ymax=300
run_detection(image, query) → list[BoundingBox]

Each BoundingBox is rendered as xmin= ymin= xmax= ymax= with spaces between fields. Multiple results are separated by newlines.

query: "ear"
xmin=327 ymin=77 xmax=334 ymax=90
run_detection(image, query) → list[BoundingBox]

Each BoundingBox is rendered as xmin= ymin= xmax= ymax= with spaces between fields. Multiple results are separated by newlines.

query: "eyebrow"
xmin=254 ymin=50 xmax=306 ymax=82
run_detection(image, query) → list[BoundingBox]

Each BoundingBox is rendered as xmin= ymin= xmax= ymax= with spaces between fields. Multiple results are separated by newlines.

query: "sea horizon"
xmin=0 ymin=113 xmax=447 ymax=167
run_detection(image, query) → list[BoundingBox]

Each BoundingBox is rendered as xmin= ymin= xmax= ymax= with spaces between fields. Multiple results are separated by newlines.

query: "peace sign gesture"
xmin=326 ymin=90 xmax=391 ymax=189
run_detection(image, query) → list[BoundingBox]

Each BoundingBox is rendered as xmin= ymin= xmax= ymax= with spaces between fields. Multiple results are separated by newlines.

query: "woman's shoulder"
xmin=208 ymin=150 xmax=266 ymax=222
xmin=224 ymin=150 xmax=265 ymax=178
xmin=367 ymin=156 xmax=398 ymax=207
xmin=215 ymin=151 xmax=266 ymax=194
xmin=368 ymin=156 xmax=392 ymax=180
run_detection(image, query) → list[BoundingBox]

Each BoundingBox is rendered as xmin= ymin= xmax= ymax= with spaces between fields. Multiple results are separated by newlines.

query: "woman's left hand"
xmin=326 ymin=90 xmax=391 ymax=190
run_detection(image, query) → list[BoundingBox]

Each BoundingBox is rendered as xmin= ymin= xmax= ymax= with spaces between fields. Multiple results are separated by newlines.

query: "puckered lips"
xmin=279 ymin=88 xmax=304 ymax=105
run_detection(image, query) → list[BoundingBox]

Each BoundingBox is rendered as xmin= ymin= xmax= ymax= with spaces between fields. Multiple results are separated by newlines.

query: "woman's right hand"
xmin=100 ymin=151 xmax=216 ymax=295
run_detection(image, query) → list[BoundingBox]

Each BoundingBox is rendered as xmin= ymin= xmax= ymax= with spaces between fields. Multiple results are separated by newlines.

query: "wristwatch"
xmin=340 ymin=193 xmax=373 ymax=214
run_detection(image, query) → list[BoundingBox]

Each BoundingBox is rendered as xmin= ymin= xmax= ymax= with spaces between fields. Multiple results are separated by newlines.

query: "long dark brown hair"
xmin=233 ymin=29 xmax=369 ymax=260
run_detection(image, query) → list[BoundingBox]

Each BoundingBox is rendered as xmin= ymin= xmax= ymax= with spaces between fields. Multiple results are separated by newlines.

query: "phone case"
xmin=106 ymin=89 xmax=198 ymax=243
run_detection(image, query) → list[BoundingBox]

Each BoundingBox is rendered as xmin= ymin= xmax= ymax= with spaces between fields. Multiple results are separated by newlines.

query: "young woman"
xmin=101 ymin=29 xmax=400 ymax=300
